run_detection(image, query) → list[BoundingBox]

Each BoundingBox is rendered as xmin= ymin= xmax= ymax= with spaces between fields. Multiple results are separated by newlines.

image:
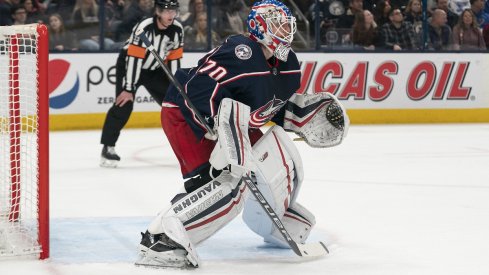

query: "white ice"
xmin=1 ymin=124 xmax=489 ymax=275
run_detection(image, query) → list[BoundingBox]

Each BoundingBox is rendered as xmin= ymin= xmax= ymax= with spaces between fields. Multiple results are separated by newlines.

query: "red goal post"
xmin=0 ymin=24 xmax=49 ymax=259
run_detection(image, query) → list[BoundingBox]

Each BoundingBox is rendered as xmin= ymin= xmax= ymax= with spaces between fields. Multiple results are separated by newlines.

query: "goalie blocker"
xmin=137 ymin=99 xmax=318 ymax=268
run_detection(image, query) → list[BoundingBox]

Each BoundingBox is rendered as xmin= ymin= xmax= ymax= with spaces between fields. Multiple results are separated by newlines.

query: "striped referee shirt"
xmin=122 ymin=16 xmax=184 ymax=92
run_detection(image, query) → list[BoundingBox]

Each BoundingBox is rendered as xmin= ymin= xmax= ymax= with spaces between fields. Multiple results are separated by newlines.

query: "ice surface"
xmin=1 ymin=124 xmax=488 ymax=275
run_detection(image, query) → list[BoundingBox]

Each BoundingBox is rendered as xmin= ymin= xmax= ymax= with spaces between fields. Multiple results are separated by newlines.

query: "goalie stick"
xmin=136 ymin=29 xmax=329 ymax=258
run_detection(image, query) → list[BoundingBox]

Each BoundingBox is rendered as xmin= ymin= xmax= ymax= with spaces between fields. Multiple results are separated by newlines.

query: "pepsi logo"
xmin=48 ymin=59 xmax=79 ymax=109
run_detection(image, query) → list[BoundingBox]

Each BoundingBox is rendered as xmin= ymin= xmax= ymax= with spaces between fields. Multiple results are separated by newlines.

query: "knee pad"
xmin=148 ymin=170 xmax=248 ymax=245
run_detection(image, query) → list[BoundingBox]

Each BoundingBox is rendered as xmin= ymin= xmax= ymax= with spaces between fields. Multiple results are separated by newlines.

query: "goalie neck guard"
xmin=247 ymin=0 xmax=297 ymax=62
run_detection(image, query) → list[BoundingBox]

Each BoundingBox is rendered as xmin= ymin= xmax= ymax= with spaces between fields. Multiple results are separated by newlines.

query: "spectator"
xmin=373 ymin=0 xmax=392 ymax=27
xmin=48 ymin=13 xmax=78 ymax=51
xmin=470 ymin=0 xmax=489 ymax=28
xmin=426 ymin=0 xmax=437 ymax=14
xmin=71 ymin=0 xmax=115 ymax=50
xmin=105 ymin=0 xmax=125 ymax=23
xmin=452 ymin=8 xmax=486 ymax=50
xmin=11 ymin=6 xmax=28 ymax=25
xmin=184 ymin=11 xmax=220 ymax=50
xmin=307 ymin=0 xmax=348 ymax=43
xmin=404 ymin=0 xmax=422 ymax=31
xmin=1 ymin=0 xmax=15 ymax=25
xmin=215 ymin=0 xmax=248 ymax=38
xmin=428 ymin=9 xmax=452 ymax=50
xmin=24 ymin=0 xmax=44 ymax=23
xmin=114 ymin=0 xmax=153 ymax=41
xmin=309 ymin=0 xmax=348 ymax=24
xmin=380 ymin=8 xmax=418 ymax=50
xmin=404 ymin=0 xmax=423 ymax=45
xmin=352 ymin=9 xmax=380 ymax=50
xmin=180 ymin=0 xmax=205 ymax=28
xmin=34 ymin=0 xmax=45 ymax=10
xmin=53 ymin=0 xmax=77 ymax=21
xmin=336 ymin=0 xmax=363 ymax=29
xmin=437 ymin=0 xmax=458 ymax=27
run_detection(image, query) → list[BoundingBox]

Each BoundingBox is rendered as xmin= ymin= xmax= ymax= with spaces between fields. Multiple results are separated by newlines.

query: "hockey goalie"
xmin=135 ymin=0 xmax=349 ymax=269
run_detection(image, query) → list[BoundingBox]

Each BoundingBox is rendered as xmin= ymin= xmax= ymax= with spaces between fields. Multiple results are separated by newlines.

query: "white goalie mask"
xmin=247 ymin=0 xmax=297 ymax=62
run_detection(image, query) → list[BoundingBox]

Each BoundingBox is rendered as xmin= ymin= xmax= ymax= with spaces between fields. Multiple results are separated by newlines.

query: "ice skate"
xmin=100 ymin=145 xmax=120 ymax=168
xmin=135 ymin=231 xmax=197 ymax=269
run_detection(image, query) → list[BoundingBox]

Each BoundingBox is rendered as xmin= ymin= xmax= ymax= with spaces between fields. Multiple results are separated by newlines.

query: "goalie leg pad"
xmin=243 ymin=126 xmax=313 ymax=247
xmin=251 ymin=125 xmax=304 ymax=208
xmin=148 ymin=170 xmax=248 ymax=246
xmin=264 ymin=202 xmax=316 ymax=248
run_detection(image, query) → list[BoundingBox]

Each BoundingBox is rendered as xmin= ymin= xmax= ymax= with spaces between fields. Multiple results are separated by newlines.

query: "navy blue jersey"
xmin=164 ymin=34 xmax=301 ymax=140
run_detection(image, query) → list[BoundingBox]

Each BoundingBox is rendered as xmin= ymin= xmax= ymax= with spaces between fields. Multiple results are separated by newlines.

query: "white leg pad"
xmin=148 ymin=170 xmax=248 ymax=246
xmin=243 ymin=125 xmax=315 ymax=247
xmin=264 ymin=202 xmax=315 ymax=248
xmin=161 ymin=216 xmax=200 ymax=267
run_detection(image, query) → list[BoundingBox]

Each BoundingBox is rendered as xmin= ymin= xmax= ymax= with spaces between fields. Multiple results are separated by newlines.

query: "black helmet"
xmin=155 ymin=0 xmax=179 ymax=9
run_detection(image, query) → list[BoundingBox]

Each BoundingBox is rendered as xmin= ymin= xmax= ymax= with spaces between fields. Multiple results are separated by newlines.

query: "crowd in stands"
xmin=1 ymin=0 xmax=488 ymax=51
xmin=308 ymin=0 xmax=488 ymax=50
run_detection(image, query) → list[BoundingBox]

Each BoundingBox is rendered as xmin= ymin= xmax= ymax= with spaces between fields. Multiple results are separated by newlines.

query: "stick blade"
xmin=296 ymin=241 xmax=330 ymax=257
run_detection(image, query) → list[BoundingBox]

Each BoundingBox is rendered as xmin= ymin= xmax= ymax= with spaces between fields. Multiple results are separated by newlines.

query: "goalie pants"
xmin=100 ymin=50 xmax=170 ymax=146
xmin=161 ymin=107 xmax=263 ymax=178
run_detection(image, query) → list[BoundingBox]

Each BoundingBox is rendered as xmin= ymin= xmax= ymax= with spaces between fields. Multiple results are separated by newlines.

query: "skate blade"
xmin=100 ymin=157 xmax=119 ymax=168
xmin=135 ymin=252 xmax=196 ymax=269
xmin=135 ymin=260 xmax=193 ymax=269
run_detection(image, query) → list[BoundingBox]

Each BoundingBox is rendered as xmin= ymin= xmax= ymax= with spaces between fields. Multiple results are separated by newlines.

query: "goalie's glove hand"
xmin=284 ymin=92 xmax=349 ymax=148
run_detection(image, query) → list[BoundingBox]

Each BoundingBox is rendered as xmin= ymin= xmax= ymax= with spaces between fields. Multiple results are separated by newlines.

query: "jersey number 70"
xmin=198 ymin=60 xmax=228 ymax=82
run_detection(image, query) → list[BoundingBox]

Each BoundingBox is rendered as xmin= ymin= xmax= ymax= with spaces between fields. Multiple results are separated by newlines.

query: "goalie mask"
xmin=247 ymin=0 xmax=297 ymax=62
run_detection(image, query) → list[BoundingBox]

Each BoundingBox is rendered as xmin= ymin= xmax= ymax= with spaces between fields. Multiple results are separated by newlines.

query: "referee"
xmin=100 ymin=0 xmax=183 ymax=167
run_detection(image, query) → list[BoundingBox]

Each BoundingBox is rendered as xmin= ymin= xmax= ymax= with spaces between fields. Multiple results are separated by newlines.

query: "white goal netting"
xmin=0 ymin=25 xmax=43 ymax=258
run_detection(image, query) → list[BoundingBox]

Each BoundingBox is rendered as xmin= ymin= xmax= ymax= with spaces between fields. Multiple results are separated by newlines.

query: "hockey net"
xmin=0 ymin=24 xmax=49 ymax=259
